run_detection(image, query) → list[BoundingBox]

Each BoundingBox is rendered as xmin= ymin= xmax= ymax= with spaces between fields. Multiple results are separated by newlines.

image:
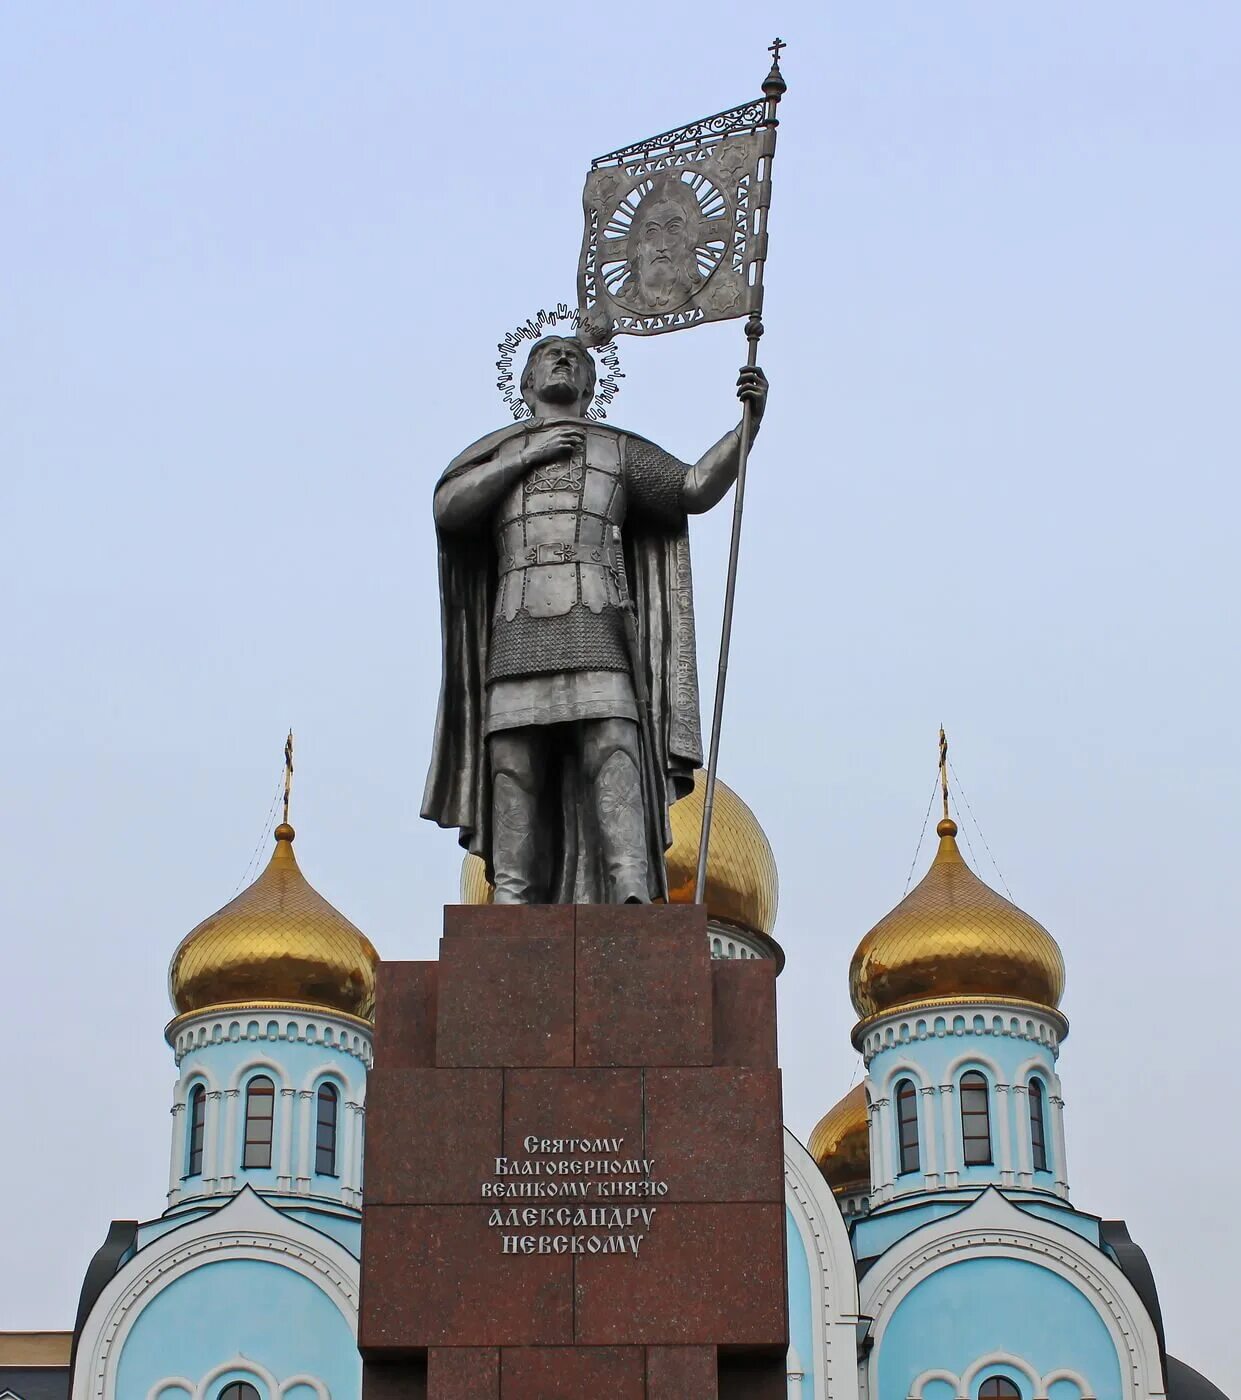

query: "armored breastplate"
xmin=489 ymin=425 xmax=629 ymax=681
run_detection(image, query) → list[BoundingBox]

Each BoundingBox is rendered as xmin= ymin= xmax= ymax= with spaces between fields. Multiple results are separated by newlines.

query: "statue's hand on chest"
xmin=520 ymin=424 xmax=587 ymax=493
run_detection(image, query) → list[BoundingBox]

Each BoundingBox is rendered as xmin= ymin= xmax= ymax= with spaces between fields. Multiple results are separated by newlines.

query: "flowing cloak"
xmin=420 ymin=418 xmax=702 ymax=901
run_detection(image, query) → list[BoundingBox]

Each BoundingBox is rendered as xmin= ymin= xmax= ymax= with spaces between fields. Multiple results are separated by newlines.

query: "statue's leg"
xmin=488 ymin=727 xmax=547 ymax=904
xmin=580 ymin=717 xmax=648 ymax=905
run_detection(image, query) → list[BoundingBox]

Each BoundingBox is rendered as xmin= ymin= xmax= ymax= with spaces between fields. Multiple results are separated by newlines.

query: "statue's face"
xmin=634 ymin=197 xmax=698 ymax=304
xmin=523 ymin=338 xmax=593 ymax=410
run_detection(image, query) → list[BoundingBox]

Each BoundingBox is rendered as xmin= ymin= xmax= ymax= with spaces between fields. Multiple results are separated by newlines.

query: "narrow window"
xmin=895 ymin=1078 xmax=920 ymax=1174
xmin=959 ymin=1071 xmax=992 ymax=1165
xmin=186 ymin=1085 xmax=206 ymax=1177
xmin=316 ymin=1083 xmax=339 ymax=1177
xmin=219 ymin=1383 xmax=262 ymax=1400
xmin=979 ymin=1378 xmax=1021 ymax=1400
xmin=242 ymin=1075 xmax=275 ymax=1169
xmin=1029 ymin=1077 xmax=1048 ymax=1172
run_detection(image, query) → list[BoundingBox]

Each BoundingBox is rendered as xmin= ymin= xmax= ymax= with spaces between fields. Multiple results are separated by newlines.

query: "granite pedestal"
xmin=359 ymin=904 xmax=787 ymax=1399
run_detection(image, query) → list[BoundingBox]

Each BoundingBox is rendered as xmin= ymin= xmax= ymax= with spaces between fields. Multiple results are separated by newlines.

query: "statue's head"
xmin=520 ymin=336 xmax=597 ymax=416
xmin=626 ymin=176 xmax=703 ymax=310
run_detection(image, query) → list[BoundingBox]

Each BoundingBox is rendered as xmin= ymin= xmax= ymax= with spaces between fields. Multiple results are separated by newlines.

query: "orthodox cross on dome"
xmin=768 ymin=36 xmax=786 ymax=64
xmin=939 ymin=725 xmax=950 ymax=823
xmin=283 ymin=729 xmax=294 ymax=827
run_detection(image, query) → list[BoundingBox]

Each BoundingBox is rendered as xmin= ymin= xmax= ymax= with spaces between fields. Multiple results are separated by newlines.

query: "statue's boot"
xmin=489 ymin=737 xmax=544 ymax=904
xmin=592 ymin=738 xmax=649 ymax=905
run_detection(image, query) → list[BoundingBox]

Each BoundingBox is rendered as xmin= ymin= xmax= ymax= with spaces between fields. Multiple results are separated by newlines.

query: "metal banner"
xmin=577 ymin=103 xmax=771 ymax=343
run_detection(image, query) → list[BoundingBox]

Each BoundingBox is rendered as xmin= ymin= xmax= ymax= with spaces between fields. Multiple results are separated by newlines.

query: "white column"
xmin=340 ymin=1100 xmax=359 ymax=1199
xmin=222 ymin=1088 xmax=240 ymax=1191
xmin=296 ymin=1089 xmax=314 ymax=1192
xmin=1050 ymin=1093 xmax=1070 ymax=1197
xmin=995 ymin=1083 xmax=1014 ymax=1185
xmin=278 ymin=1088 xmax=296 ymax=1190
xmin=205 ymin=1090 xmax=223 ymax=1189
xmin=786 ymin=1345 xmax=805 ymax=1398
xmin=167 ymin=1100 xmax=186 ymax=1203
xmin=939 ymin=1083 xmax=958 ymax=1186
xmin=919 ymin=1085 xmax=939 ymax=1187
xmin=1011 ymin=1084 xmax=1033 ymax=1185
xmin=872 ymin=1097 xmax=892 ymax=1201
xmin=352 ymin=1103 xmax=366 ymax=1196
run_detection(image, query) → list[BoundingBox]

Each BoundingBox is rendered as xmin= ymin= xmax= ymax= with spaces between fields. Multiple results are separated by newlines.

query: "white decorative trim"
xmin=859 ymin=1191 xmax=1165 ymax=1400
xmin=71 ymin=1189 xmax=358 ymax=1400
xmin=909 ymin=1351 xmax=1095 ymax=1400
xmin=784 ymin=1128 xmax=862 ymax=1400
xmin=859 ymin=1004 xmax=1063 ymax=1068
xmin=170 ymin=1010 xmax=373 ymax=1070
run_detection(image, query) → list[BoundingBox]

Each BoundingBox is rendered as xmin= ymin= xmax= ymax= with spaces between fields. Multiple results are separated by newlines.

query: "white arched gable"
xmin=71 ymin=1187 xmax=359 ymax=1400
xmin=943 ymin=1049 xmax=1006 ymax=1086
xmin=877 ymin=1059 xmax=934 ymax=1096
xmin=784 ymin=1127 xmax=862 ymax=1400
xmin=859 ymin=1190 xmax=1164 ymax=1400
xmin=229 ymin=1058 xmax=289 ymax=1093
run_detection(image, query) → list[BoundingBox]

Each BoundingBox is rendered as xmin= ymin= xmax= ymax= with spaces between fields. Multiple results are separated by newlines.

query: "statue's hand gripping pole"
xmin=611 ymin=526 xmax=671 ymax=902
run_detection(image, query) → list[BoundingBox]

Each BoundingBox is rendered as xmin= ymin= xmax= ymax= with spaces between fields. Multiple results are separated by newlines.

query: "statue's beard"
xmin=538 ymin=374 xmax=583 ymax=406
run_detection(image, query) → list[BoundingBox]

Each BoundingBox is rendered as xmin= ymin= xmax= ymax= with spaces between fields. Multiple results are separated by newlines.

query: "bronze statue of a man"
xmin=422 ymin=335 xmax=766 ymax=904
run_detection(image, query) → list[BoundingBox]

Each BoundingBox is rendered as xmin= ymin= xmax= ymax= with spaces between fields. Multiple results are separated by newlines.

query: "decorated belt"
xmin=498 ymin=542 xmax=618 ymax=574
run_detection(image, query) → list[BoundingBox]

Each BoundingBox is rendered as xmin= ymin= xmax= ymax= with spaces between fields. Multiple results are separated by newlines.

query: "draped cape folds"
xmin=421 ymin=418 xmax=702 ymax=901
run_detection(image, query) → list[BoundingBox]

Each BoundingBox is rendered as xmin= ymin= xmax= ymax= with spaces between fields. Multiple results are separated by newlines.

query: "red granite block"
xmin=360 ymin=1206 xmax=572 ymax=1349
xmin=575 ymin=904 xmax=712 ymax=1067
xmin=427 ymin=1349 xmax=498 ymax=1400
xmin=375 ymin=962 xmax=439 ymax=1069
xmin=574 ymin=1203 xmax=787 ymax=1346
xmin=712 ymin=960 xmax=777 ymax=1067
xmin=502 ymin=1069 xmax=643 ymax=1158
xmin=442 ymin=903 xmax=576 ymax=939
xmin=365 ymin=1068 xmax=502 ymax=1205
xmin=646 ymin=1345 xmax=718 ymax=1397
xmin=718 ymin=1354 xmax=789 ymax=1399
xmin=644 ymin=1068 xmax=783 ymax=1202
xmin=363 ymin=1359 xmax=428 ymax=1400
xmin=499 ymin=1347 xmax=644 ymax=1398
xmin=436 ymin=909 xmax=574 ymax=1068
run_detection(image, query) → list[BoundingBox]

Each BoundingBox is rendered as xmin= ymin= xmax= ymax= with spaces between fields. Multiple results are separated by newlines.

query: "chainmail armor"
xmin=488 ymin=604 xmax=629 ymax=680
xmin=624 ymin=439 xmax=688 ymax=526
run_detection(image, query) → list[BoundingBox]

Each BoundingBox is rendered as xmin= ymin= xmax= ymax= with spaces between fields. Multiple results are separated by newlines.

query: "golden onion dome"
xmin=460 ymin=769 xmax=779 ymax=942
xmin=849 ymin=818 xmax=1065 ymax=1041
xmin=168 ymin=823 xmax=379 ymax=1025
xmin=808 ymin=1083 xmax=870 ymax=1194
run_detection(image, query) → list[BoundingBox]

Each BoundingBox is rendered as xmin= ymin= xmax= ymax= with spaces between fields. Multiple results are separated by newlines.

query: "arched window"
xmin=978 ymin=1378 xmax=1021 ymax=1399
xmin=316 ymin=1082 xmax=339 ymax=1177
xmin=186 ymin=1084 xmax=206 ymax=1177
xmin=242 ymin=1075 xmax=275 ymax=1169
xmin=1029 ymin=1077 xmax=1049 ymax=1172
xmin=895 ymin=1078 xmax=920 ymax=1174
xmin=218 ymin=1383 xmax=262 ymax=1400
xmin=959 ymin=1071 xmax=992 ymax=1165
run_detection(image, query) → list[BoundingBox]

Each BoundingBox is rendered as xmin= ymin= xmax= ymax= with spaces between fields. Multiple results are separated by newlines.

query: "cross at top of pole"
xmin=283 ymin=729 xmax=294 ymax=828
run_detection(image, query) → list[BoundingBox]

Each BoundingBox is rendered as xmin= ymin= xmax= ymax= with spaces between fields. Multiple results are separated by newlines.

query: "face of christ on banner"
xmin=622 ymin=177 xmax=705 ymax=312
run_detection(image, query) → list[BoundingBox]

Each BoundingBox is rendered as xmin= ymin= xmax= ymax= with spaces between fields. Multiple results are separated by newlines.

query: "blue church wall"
xmin=785 ymin=1204 xmax=817 ymax=1389
xmin=874 ymin=1256 xmax=1122 ymax=1400
xmin=282 ymin=1207 xmax=362 ymax=1255
xmin=115 ymin=1256 xmax=360 ymax=1400
xmin=854 ymin=1197 xmax=1102 ymax=1261
xmin=172 ymin=1025 xmax=367 ymax=1207
xmin=866 ymin=1023 xmax=1061 ymax=1199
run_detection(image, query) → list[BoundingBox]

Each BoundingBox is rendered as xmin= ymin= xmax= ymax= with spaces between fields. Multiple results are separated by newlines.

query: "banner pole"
xmin=694 ymin=41 xmax=787 ymax=904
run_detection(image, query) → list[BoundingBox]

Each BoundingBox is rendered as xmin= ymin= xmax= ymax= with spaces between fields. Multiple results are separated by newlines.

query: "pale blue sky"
xmin=1 ymin=3 xmax=1238 ymax=1390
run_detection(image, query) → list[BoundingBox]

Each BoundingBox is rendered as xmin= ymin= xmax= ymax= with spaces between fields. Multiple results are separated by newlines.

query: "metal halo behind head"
xmin=496 ymin=303 xmax=624 ymax=422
